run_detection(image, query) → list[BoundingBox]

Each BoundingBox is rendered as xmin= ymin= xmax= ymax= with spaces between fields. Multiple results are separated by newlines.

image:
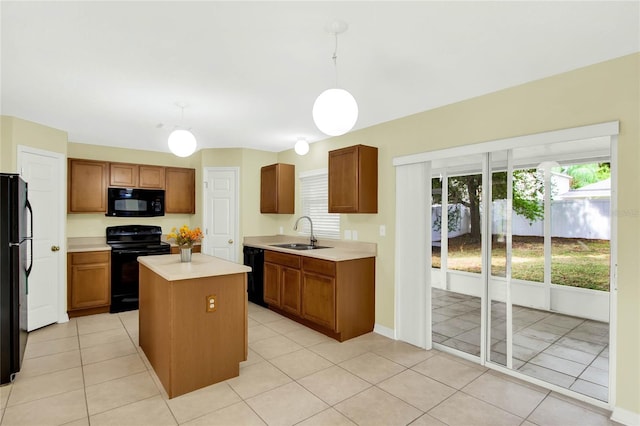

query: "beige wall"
xmin=0 ymin=116 xmax=68 ymax=172
xmin=199 ymin=147 xmax=279 ymax=260
xmin=275 ymin=53 xmax=640 ymax=415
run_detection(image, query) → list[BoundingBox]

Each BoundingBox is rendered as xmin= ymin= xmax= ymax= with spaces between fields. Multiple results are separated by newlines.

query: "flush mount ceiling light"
xmin=168 ymin=103 xmax=197 ymax=157
xmin=312 ymin=20 xmax=359 ymax=137
xmin=294 ymin=138 xmax=310 ymax=155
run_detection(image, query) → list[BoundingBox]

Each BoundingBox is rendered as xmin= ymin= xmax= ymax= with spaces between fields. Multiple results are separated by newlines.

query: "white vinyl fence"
xmin=432 ymin=198 xmax=610 ymax=241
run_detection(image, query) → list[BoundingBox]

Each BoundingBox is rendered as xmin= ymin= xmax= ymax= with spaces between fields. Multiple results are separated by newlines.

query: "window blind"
xmin=299 ymin=169 xmax=340 ymax=239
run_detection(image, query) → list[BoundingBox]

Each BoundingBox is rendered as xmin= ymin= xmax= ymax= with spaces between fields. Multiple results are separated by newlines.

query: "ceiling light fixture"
xmin=168 ymin=103 xmax=197 ymax=157
xmin=312 ymin=20 xmax=358 ymax=137
xmin=294 ymin=138 xmax=310 ymax=155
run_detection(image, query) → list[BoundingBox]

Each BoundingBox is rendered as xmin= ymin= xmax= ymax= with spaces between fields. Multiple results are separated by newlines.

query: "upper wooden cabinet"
xmin=68 ymin=159 xmax=109 ymax=213
xmin=138 ymin=165 xmax=165 ymax=189
xmin=165 ymin=167 xmax=195 ymax=214
xmin=260 ymin=163 xmax=294 ymax=214
xmin=110 ymin=163 xmax=138 ymax=187
xmin=328 ymin=145 xmax=378 ymax=213
xmin=110 ymin=163 xmax=165 ymax=189
xmin=69 ymin=158 xmax=193 ymax=214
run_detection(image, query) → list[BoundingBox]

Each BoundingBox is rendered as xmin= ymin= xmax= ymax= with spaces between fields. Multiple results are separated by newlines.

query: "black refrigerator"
xmin=0 ymin=173 xmax=32 ymax=385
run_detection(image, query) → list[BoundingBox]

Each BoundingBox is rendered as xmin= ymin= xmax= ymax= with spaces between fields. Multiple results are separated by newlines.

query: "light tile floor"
xmin=0 ymin=302 xmax=618 ymax=426
xmin=432 ymin=288 xmax=610 ymax=402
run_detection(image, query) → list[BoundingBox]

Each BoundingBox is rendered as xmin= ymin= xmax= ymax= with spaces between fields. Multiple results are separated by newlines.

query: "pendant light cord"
xmin=332 ymin=33 xmax=339 ymax=87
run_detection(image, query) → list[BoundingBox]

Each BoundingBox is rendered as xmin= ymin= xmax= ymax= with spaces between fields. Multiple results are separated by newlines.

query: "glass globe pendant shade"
xmin=294 ymin=139 xmax=309 ymax=155
xmin=312 ymin=88 xmax=358 ymax=136
xmin=168 ymin=129 xmax=197 ymax=157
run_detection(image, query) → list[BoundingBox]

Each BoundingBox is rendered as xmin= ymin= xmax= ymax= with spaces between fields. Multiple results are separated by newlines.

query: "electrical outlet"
xmin=380 ymin=225 xmax=386 ymax=236
xmin=352 ymin=230 xmax=358 ymax=240
xmin=279 ymin=226 xmax=283 ymax=234
xmin=344 ymin=230 xmax=352 ymax=240
xmin=206 ymin=295 xmax=217 ymax=312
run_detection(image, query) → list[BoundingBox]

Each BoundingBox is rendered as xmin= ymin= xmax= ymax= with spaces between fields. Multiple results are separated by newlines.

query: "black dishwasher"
xmin=243 ymin=246 xmax=267 ymax=307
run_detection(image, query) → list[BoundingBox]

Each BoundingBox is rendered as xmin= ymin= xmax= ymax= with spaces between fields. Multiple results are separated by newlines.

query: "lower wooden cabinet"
xmin=67 ymin=251 xmax=111 ymax=317
xmin=301 ymin=271 xmax=335 ymax=330
xmin=263 ymin=250 xmax=375 ymax=342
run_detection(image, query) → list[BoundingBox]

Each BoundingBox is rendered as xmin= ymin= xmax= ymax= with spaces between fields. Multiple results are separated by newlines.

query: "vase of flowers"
xmin=167 ymin=225 xmax=204 ymax=263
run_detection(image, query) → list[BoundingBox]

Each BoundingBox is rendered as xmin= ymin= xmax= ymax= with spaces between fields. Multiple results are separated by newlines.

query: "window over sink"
xmin=299 ymin=169 xmax=340 ymax=239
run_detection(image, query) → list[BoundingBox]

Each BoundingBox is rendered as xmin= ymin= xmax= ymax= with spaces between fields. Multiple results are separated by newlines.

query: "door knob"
xmin=228 ymin=239 xmax=233 ymax=244
xmin=51 ymin=245 xmax=60 ymax=252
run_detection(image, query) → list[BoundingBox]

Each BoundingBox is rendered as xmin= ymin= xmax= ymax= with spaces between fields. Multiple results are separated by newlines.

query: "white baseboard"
xmin=373 ymin=323 xmax=395 ymax=339
xmin=611 ymin=406 xmax=640 ymax=426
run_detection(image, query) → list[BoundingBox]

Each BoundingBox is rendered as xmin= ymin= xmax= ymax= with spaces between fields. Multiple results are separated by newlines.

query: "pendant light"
xmin=312 ymin=20 xmax=358 ymax=137
xmin=294 ymin=138 xmax=310 ymax=155
xmin=168 ymin=104 xmax=197 ymax=157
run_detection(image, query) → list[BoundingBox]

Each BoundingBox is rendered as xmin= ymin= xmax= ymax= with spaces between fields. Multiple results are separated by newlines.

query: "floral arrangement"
xmin=167 ymin=225 xmax=204 ymax=248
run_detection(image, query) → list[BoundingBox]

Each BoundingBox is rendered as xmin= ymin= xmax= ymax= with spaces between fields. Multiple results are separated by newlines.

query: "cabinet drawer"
xmin=70 ymin=251 xmax=110 ymax=265
xmin=302 ymin=257 xmax=335 ymax=277
xmin=265 ymin=250 xmax=300 ymax=269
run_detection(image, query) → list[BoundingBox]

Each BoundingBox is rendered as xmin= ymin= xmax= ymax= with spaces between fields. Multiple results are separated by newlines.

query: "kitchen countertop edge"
xmin=244 ymin=235 xmax=376 ymax=261
xmin=138 ymin=253 xmax=251 ymax=282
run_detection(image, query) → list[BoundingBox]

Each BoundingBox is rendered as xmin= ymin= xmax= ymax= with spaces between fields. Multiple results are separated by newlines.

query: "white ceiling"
xmin=2 ymin=1 xmax=638 ymax=154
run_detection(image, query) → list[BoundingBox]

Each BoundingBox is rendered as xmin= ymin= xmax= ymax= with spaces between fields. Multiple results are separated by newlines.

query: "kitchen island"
xmin=138 ymin=253 xmax=250 ymax=398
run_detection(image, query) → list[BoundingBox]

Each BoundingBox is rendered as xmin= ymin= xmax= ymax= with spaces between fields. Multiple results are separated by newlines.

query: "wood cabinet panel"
xmin=67 ymin=251 xmax=111 ymax=317
xmin=139 ymin=166 xmax=165 ymax=189
xmin=301 ymin=272 xmax=336 ymax=330
xmin=302 ymin=257 xmax=335 ymax=277
xmin=110 ymin=163 xmax=138 ymax=187
xmin=263 ymin=262 xmax=281 ymax=307
xmin=280 ymin=267 xmax=302 ymax=315
xmin=68 ymin=159 xmax=109 ymax=213
xmin=328 ymin=145 xmax=378 ymax=213
xmin=260 ymin=163 xmax=294 ymax=213
xmin=165 ymin=167 xmax=195 ymax=213
xmin=265 ymin=250 xmax=300 ymax=269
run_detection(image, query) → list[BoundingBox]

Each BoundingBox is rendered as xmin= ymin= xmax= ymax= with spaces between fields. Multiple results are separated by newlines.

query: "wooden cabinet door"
xmin=280 ymin=267 xmax=301 ymax=315
xmin=263 ymin=262 xmax=281 ymax=307
xmin=139 ymin=165 xmax=165 ymax=189
xmin=329 ymin=146 xmax=359 ymax=213
xmin=328 ymin=145 xmax=378 ymax=213
xmin=165 ymin=167 xmax=195 ymax=213
xmin=68 ymin=252 xmax=110 ymax=310
xmin=68 ymin=159 xmax=109 ymax=212
xmin=260 ymin=165 xmax=278 ymax=213
xmin=260 ymin=163 xmax=294 ymax=213
xmin=110 ymin=163 xmax=138 ymax=187
xmin=302 ymin=272 xmax=336 ymax=330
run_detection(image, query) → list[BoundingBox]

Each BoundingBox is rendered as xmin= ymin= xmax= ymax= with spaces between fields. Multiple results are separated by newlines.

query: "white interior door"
xmin=17 ymin=146 xmax=67 ymax=330
xmin=203 ymin=167 xmax=239 ymax=262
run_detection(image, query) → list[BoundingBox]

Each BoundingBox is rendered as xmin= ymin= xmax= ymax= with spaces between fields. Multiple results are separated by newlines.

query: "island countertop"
xmin=138 ymin=253 xmax=251 ymax=282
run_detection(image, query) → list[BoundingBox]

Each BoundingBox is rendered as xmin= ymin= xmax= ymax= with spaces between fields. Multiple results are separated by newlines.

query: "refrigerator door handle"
xmin=25 ymin=199 xmax=33 ymax=277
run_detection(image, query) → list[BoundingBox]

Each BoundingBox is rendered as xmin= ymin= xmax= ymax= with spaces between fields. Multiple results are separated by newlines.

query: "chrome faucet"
xmin=294 ymin=216 xmax=317 ymax=247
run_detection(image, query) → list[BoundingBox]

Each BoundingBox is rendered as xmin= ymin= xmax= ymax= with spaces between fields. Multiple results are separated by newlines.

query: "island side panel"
xmin=336 ymin=257 xmax=376 ymax=341
xmin=169 ymin=273 xmax=246 ymax=398
xmin=139 ymin=264 xmax=173 ymax=394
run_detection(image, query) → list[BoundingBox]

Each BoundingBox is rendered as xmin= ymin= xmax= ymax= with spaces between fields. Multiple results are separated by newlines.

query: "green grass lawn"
xmin=432 ymin=235 xmax=610 ymax=291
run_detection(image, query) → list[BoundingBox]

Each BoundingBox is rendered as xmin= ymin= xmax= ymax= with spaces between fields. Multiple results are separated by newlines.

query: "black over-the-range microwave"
xmin=106 ymin=187 xmax=165 ymax=217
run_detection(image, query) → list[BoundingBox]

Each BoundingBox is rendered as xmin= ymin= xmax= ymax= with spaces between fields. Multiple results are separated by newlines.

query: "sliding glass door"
xmin=429 ymin=136 xmax=612 ymax=403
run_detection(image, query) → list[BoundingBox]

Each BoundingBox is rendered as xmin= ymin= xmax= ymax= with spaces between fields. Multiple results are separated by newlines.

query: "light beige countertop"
xmin=138 ymin=253 xmax=251 ymax=282
xmin=67 ymin=237 xmax=111 ymax=253
xmin=243 ymin=235 xmax=376 ymax=261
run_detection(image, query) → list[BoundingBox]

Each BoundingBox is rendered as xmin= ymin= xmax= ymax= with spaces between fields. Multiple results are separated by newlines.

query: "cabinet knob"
xmin=51 ymin=245 xmax=60 ymax=252
xmin=228 ymin=239 xmax=234 ymax=244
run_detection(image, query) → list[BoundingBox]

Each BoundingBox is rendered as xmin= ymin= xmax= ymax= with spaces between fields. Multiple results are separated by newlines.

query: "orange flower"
xmin=167 ymin=225 xmax=204 ymax=248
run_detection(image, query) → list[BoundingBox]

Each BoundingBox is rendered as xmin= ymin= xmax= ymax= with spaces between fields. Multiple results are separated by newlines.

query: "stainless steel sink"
xmin=270 ymin=243 xmax=331 ymax=250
